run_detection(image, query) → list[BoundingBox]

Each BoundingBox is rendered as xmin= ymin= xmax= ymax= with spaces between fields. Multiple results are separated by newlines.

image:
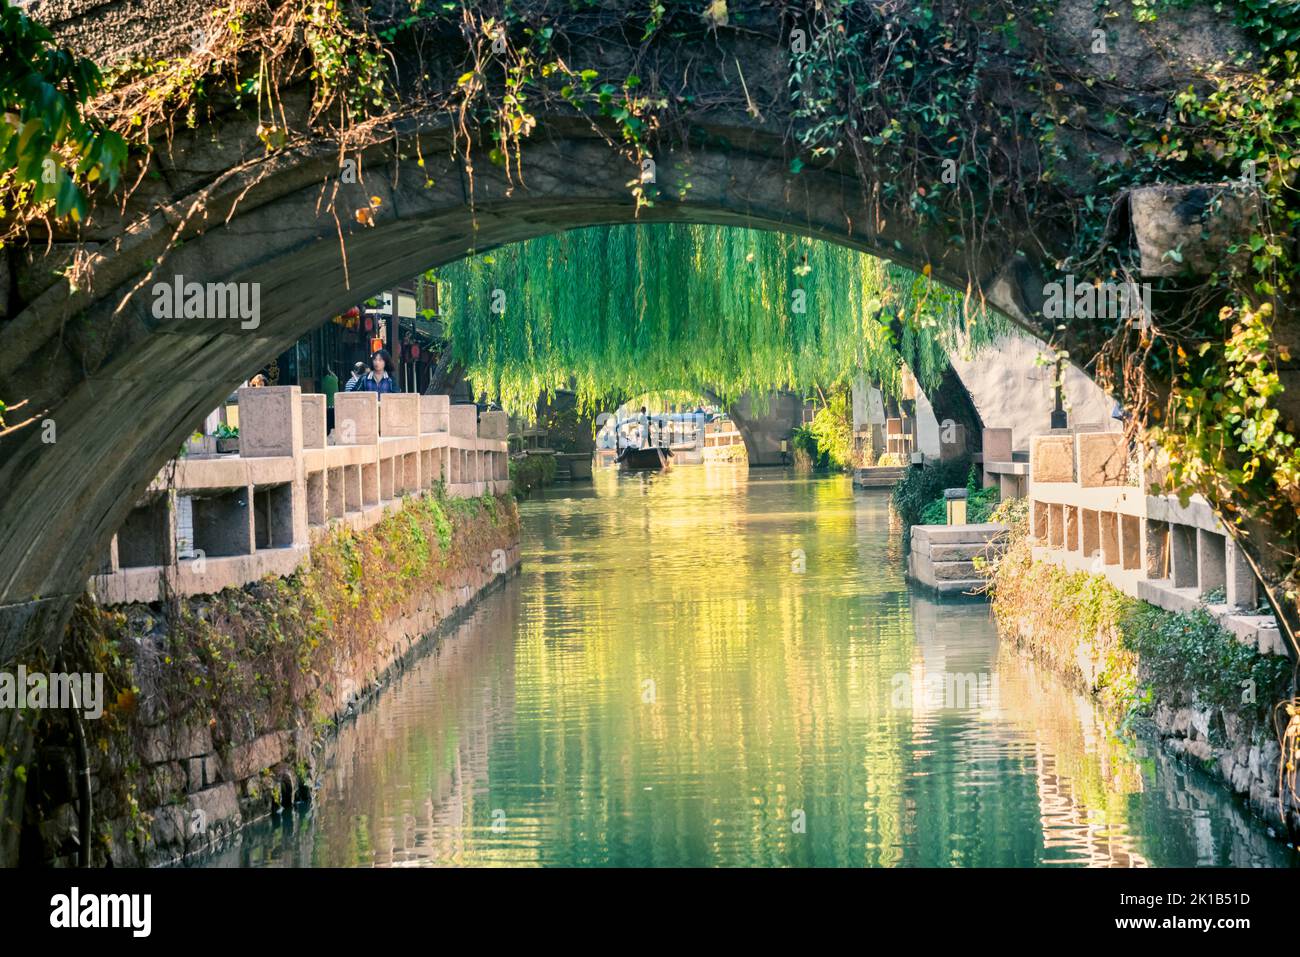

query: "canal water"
xmin=220 ymin=467 xmax=1293 ymax=867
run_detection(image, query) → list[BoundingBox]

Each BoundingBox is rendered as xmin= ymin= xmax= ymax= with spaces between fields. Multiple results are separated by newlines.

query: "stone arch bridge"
xmin=0 ymin=0 xmax=1279 ymax=662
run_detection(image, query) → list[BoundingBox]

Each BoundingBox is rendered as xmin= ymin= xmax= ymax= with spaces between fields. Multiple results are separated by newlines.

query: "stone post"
xmin=238 ymin=386 xmax=302 ymax=458
xmin=981 ymin=428 xmax=1012 ymax=489
xmin=238 ymin=386 xmax=307 ymax=546
xmin=1030 ymin=435 xmax=1074 ymax=485
xmin=944 ymin=488 xmax=968 ymax=525
xmin=420 ymin=394 xmax=450 ymax=434
xmin=333 ymin=391 xmax=379 ymax=445
xmin=1076 ymin=432 xmax=1127 ymax=487
xmin=379 ymin=394 xmax=419 ymax=437
xmin=449 ymin=403 xmax=477 ymax=438
xmin=300 ymin=395 xmax=326 ymax=450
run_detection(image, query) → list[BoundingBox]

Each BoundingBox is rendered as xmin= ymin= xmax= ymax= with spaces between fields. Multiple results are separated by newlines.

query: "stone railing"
xmin=90 ymin=387 xmax=510 ymax=604
xmin=977 ymin=427 xmax=1029 ymax=499
xmin=1027 ymin=431 xmax=1285 ymax=656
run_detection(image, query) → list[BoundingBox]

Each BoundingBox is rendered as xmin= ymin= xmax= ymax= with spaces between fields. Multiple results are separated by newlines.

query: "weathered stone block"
xmin=420 ymin=394 xmax=450 ymax=433
xmin=1076 ymin=431 xmax=1126 ymax=487
xmin=379 ymin=393 xmax=419 ymax=437
xmin=1100 ymin=511 xmax=1119 ymax=566
xmin=238 ymin=386 xmax=302 ymax=458
xmin=929 ymin=542 xmax=1000 ymax=562
xmin=982 ymin=428 xmax=1013 ymax=463
xmin=1120 ymin=514 xmax=1143 ymax=570
xmin=230 ymin=731 xmax=290 ymax=780
xmin=186 ymin=783 xmax=240 ymax=840
xmin=1224 ymin=537 xmax=1257 ymax=610
xmin=334 ymin=391 xmax=379 ymax=445
xmin=150 ymin=805 xmax=186 ymax=850
xmin=1080 ymin=508 xmax=1100 ymax=557
xmin=479 ymin=410 xmax=508 ymax=440
xmin=140 ymin=723 xmax=214 ymax=764
xmin=1129 ymin=184 xmax=1259 ymax=277
xmin=1030 ymin=435 xmax=1073 ymax=483
xmin=938 ymin=423 xmax=966 ymax=461
xmin=449 ymin=403 xmax=477 ymax=438
xmin=300 ymin=394 xmax=326 ymax=449
xmin=929 ymin=560 xmax=979 ymax=581
xmin=909 ymin=523 xmax=1006 ymax=546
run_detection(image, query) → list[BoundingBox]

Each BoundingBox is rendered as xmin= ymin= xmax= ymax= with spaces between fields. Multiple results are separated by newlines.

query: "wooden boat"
xmin=616 ymin=445 xmax=673 ymax=472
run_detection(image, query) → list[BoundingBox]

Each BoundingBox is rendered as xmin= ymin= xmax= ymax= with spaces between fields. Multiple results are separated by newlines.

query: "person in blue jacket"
xmin=359 ymin=348 xmax=398 ymax=396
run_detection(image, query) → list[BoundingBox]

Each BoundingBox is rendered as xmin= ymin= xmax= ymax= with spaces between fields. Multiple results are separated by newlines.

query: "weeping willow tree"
xmin=435 ymin=224 xmax=1003 ymax=415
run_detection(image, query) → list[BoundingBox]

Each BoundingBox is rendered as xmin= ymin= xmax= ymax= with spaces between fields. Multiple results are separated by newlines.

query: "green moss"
xmin=1120 ymin=603 xmax=1292 ymax=724
xmin=990 ymin=528 xmax=1293 ymax=732
xmin=54 ymin=491 xmax=519 ymax=862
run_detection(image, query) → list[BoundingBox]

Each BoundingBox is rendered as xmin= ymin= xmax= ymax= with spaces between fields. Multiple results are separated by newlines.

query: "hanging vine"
xmin=434 ymin=222 xmax=1000 ymax=415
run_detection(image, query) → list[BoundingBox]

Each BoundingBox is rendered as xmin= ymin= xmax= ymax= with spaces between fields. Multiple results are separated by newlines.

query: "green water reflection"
xmin=221 ymin=467 xmax=1293 ymax=867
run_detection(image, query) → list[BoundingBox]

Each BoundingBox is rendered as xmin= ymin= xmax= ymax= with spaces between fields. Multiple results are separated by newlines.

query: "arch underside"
xmin=0 ymin=117 xmax=1045 ymax=658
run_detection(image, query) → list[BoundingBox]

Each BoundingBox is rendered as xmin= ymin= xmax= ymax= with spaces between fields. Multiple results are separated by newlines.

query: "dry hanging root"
xmin=1278 ymin=699 xmax=1300 ymax=819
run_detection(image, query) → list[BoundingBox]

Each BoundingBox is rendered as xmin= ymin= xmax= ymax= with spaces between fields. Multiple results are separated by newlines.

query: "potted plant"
xmin=214 ymin=422 xmax=239 ymax=454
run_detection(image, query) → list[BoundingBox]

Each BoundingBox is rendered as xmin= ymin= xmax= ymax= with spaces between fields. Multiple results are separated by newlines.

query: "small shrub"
xmin=791 ymin=425 xmax=826 ymax=472
xmin=889 ymin=458 xmax=969 ymax=528
xmin=509 ymin=453 xmax=557 ymax=498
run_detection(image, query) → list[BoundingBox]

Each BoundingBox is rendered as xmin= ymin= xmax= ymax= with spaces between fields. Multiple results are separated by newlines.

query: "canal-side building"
xmin=258 ymin=277 xmax=451 ymax=397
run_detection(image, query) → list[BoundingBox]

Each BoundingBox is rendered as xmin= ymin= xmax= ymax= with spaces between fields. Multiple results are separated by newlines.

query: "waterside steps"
xmin=852 ymin=465 xmax=908 ymax=488
xmin=907 ymin=523 xmax=1009 ymax=597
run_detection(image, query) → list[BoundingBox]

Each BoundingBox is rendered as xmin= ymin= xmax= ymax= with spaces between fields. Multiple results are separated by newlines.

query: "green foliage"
xmin=1121 ymin=603 xmax=1292 ymax=723
xmin=437 ymin=223 xmax=1000 ymax=415
xmin=917 ymin=485 xmax=998 ymax=525
xmin=889 ymin=459 xmax=970 ymax=529
xmin=1233 ymin=0 xmax=1300 ymax=55
xmin=991 ymin=516 xmax=1292 ymax=731
xmin=967 ymin=486 xmax=999 ymax=523
xmin=918 ymin=465 xmax=999 ymax=523
xmin=0 ymin=0 xmax=126 ymax=232
xmin=792 ymin=389 xmax=855 ymax=471
xmin=791 ymin=424 xmax=827 ymax=472
xmin=509 ymin=453 xmax=556 ymax=498
xmin=303 ymin=0 xmax=389 ymax=119
xmin=806 ymin=391 xmax=854 ymax=470
xmin=535 ymin=401 xmax=594 ymax=453
xmin=52 ymin=490 xmax=520 ymax=862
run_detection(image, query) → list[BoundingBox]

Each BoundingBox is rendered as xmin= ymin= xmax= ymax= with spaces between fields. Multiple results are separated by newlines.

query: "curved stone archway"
xmin=0 ymin=0 xmax=1266 ymax=658
xmin=0 ymin=123 xmax=1035 ymax=655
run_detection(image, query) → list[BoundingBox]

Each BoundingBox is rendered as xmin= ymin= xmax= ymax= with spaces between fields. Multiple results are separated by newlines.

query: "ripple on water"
xmin=215 ymin=468 xmax=1295 ymax=868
